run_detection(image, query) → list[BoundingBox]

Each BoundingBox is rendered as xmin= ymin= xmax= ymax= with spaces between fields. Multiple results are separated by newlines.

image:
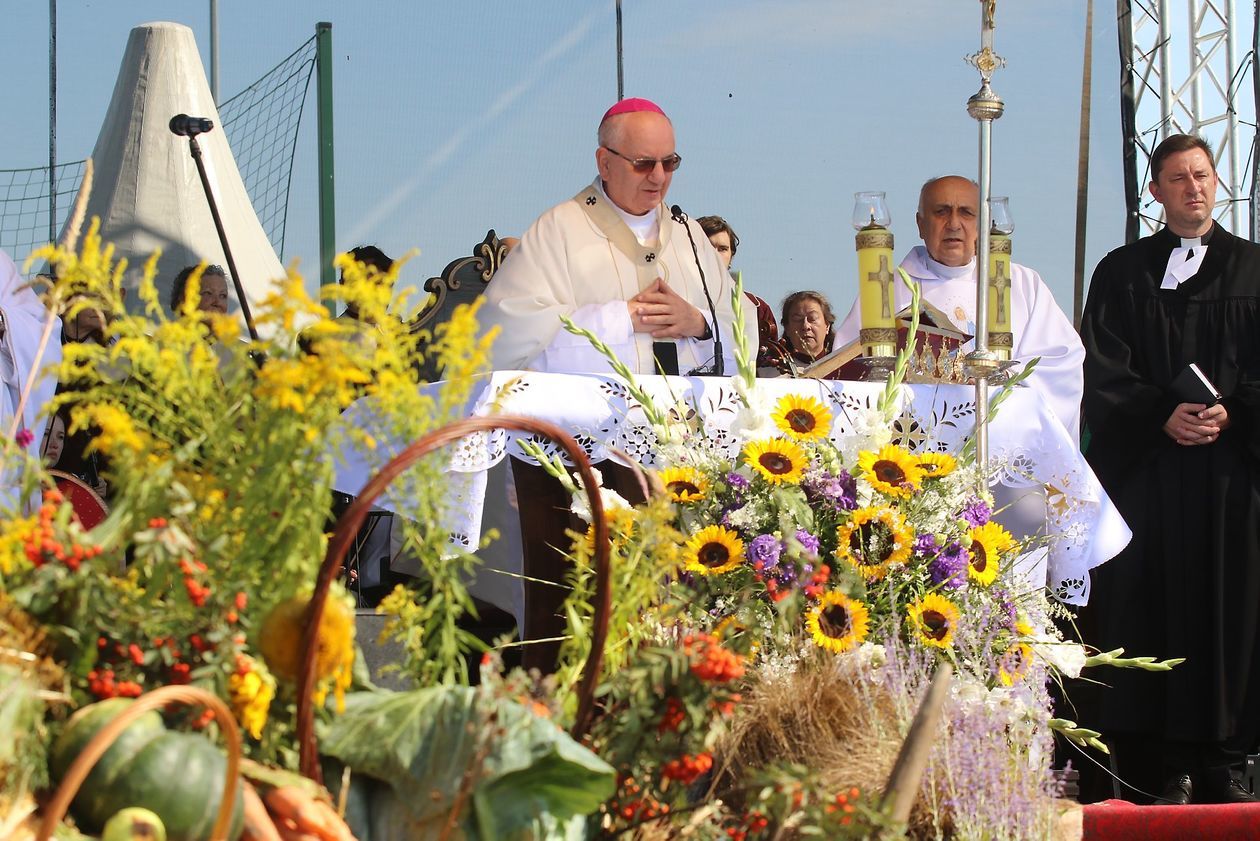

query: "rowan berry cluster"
xmin=660 ymin=751 xmax=713 ymax=784
xmin=682 ymin=633 xmax=745 ymax=682
xmin=22 ymin=490 xmax=103 ymax=570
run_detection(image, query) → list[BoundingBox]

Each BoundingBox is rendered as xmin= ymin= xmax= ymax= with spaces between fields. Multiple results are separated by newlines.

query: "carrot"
xmin=241 ymin=782 xmax=284 ymax=841
xmin=264 ymin=784 xmax=360 ymax=841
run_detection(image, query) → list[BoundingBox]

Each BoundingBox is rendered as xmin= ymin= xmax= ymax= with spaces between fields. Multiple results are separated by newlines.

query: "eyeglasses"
xmin=603 ymin=146 xmax=682 ymax=174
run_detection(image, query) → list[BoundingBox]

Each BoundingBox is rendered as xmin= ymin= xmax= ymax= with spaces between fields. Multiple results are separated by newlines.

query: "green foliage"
xmin=320 ymin=686 xmax=615 ymax=840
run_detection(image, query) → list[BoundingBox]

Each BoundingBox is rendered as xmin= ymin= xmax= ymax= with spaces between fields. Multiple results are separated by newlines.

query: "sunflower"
xmin=771 ymin=394 xmax=833 ymax=441
xmin=808 ymin=591 xmax=870 ymax=653
xmin=685 ymin=525 xmax=745 ymax=575
xmin=907 ymin=593 xmax=961 ymax=648
xmin=916 ymin=451 xmax=958 ymax=479
xmin=967 ymin=521 xmax=1015 ymax=586
xmin=658 ymin=466 xmax=709 ymax=502
xmin=742 ymin=438 xmax=808 ymax=485
xmin=998 ymin=642 xmax=1034 ymax=686
xmin=835 ymin=507 xmax=912 ymax=580
xmin=857 ymin=445 xmax=925 ymax=498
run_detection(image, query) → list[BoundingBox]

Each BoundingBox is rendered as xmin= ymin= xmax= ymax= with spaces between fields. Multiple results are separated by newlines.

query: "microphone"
xmin=670 ymin=204 xmax=724 ymax=376
xmin=169 ymin=114 xmax=214 ymax=138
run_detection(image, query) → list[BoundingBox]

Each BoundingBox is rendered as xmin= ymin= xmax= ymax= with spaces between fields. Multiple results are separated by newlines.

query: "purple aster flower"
xmin=802 ymin=467 xmax=857 ymax=511
xmin=794 ymin=528 xmax=821 ymax=555
xmin=726 ymin=472 xmax=750 ymax=490
xmin=929 ymin=540 xmax=969 ymax=590
xmin=960 ymin=496 xmax=992 ymax=527
xmin=747 ymin=534 xmax=783 ymax=571
xmin=913 ymin=532 xmax=940 ymax=558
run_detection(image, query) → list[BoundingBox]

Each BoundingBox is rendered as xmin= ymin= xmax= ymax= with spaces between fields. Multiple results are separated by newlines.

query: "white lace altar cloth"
xmin=334 ymin=372 xmax=1131 ymax=605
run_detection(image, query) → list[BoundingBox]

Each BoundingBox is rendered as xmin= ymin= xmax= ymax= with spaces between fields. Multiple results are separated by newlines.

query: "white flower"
xmin=729 ymin=388 xmax=778 ymax=441
xmin=1031 ymin=638 xmax=1087 ymax=679
xmin=569 ymin=467 xmax=631 ymax=523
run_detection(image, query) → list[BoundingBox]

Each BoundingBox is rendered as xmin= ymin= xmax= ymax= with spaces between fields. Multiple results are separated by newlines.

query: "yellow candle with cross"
xmin=856 ymin=225 xmax=897 ymax=357
xmin=987 ymin=233 xmax=1012 ymax=359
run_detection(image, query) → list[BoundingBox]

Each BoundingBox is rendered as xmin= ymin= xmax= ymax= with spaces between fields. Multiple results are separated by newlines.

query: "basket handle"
xmin=37 ymin=684 xmax=242 ymax=841
xmin=297 ymin=414 xmax=612 ymax=780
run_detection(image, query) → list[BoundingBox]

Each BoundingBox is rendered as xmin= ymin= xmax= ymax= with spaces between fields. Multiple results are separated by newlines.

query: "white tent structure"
xmin=60 ymin=21 xmax=284 ymax=324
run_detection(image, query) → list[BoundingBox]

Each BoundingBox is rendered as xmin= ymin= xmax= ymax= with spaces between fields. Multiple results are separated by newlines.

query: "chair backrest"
xmin=410 ymin=229 xmax=509 ymax=380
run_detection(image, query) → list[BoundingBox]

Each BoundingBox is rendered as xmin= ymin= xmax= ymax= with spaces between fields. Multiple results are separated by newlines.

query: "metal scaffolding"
xmin=1118 ymin=0 xmax=1258 ymax=241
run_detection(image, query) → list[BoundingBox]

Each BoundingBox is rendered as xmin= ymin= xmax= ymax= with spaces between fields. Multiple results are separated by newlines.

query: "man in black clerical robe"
xmin=1081 ymin=133 xmax=1260 ymax=805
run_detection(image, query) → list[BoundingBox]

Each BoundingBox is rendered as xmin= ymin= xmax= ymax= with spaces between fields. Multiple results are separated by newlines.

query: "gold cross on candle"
xmin=868 ymin=254 xmax=895 ymax=319
xmin=990 ymin=260 xmax=1010 ymax=323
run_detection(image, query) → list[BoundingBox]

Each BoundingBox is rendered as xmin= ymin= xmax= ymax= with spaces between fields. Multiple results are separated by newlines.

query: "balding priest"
xmin=834 ymin=176 xmax=1085 ymax=434
xmin=480 ymin=97 xmax=754 ymax=376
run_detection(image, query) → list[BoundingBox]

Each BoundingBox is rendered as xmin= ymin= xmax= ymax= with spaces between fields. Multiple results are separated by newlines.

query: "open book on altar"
xmin=801 ymin=300 xmax=972 ymax=381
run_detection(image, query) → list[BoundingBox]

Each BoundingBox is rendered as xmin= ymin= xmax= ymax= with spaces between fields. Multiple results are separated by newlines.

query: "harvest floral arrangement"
xmin=0 ymin=220 xmax=514 ymax=839
xmin=539 ymin=279 xmax=1184 ymax=839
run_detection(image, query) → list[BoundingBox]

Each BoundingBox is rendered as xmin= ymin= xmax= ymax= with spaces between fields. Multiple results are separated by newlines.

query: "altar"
xmin=334 ymin=371 xmax=1130 ymax=629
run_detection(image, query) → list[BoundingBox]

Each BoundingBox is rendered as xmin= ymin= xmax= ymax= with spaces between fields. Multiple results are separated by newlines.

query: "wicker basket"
xmin=294 ymin=414 xmax=616 ymax=780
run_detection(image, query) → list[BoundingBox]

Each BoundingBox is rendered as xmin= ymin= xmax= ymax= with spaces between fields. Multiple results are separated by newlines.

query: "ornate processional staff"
xmin=963 ymin=0 xmax=1006 ymax=491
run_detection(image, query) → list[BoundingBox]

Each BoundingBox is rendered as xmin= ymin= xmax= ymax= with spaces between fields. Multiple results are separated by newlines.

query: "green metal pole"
xmin=316 ymin=21 xmax=336 ymax=296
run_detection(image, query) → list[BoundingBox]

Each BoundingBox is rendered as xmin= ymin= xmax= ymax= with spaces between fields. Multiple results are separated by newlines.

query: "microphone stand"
xmin=179 ymin=132 xmax=260 ymax=341
xmin=671 ymin=206 xmax=724 ymax=376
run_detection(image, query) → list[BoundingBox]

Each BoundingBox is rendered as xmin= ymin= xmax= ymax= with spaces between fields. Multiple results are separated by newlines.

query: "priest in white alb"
xmin=834 ymin=175 xmax=1085 ymax=434
xmin=2 ymin=248 xmax=62 ymax=506
xmin=479 ymin=97 xmax=754 ymax=376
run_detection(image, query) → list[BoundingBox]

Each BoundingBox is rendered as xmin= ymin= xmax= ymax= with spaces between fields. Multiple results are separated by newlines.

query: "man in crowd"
xmin=1081 ymin=134 xmax=1260 ymax=805
xmin=697 ymin=214 xmax=782 ymax=372
xmin=833 ymin=175 xmax=1084 ymax=432
xmin=480 ymin=98 xmax=753 ymax=375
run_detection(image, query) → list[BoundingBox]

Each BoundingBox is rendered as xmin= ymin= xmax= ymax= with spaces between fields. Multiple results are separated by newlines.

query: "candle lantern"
xmin=852 ymin=191 xmax=896 ymax=359
xmin=987 ymin=196 xmax=1014 ymax=361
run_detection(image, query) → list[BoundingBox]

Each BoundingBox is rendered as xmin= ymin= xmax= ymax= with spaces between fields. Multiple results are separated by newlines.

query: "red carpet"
xmin=1083 ymin=799 xmax=1260 ymax=840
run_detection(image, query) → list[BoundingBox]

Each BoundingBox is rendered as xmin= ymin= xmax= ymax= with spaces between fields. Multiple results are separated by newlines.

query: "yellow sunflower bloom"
xmin=967 ymin=522 xmax=1015 ymax=586
xmin=857 ymin=445 xmax=925 ymax=498
xmin=771 ymin=394 xmax=833 ymax=441
xmin=685 ymin=525 xmax=745 ymax=575
xmin=742 ymin=438 xmax=808 ymax=485
xmin=658 ymin=466 xmax=709 ymax=502
xmin=836 ymin=507 xmax=912 ymax=580
xmin=1014 ymin=617 xmax=1036 ymax=637
xmin=998 ymin=642 xmax=1034 ymax=686
xmin=907 ymin=593 xmax=961 ymax=648
xmin=916 ymin=451 xmax=958 ymax=479
xmin=808 ymin=591 xmax=870 ymax=653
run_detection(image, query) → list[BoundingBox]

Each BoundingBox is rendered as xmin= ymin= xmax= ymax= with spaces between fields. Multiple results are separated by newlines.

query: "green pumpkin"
xmin=48 ymin=699 xmax=244 ymax=841
xmin=49 ymin=698 xmax=166 ymax=829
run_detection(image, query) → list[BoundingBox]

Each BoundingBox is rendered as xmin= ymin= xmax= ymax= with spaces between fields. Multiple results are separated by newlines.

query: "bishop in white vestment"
xmin=480 ymin=98 xmax=754 ymax=376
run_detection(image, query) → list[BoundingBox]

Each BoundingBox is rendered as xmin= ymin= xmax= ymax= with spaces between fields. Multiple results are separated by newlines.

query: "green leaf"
xmin=321 ymin=687 xmax=614 ymax=840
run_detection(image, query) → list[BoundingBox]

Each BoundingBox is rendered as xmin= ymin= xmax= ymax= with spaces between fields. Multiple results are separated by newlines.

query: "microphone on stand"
xmin=670 ymin=204 xmax=724 ymax=376
xmin=168 ymin=113 xmax=259 ymax=342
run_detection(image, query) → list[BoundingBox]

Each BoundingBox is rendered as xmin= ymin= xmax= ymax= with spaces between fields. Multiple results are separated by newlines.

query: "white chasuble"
xmin=480 ymin=178 xmax=753 ymax=375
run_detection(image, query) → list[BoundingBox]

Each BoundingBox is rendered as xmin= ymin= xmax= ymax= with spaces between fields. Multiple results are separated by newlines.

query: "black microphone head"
xmin=169 ymin=114 xmax=214 ymax=137
xmin=670 ymin=204 xmax=685 ymax=223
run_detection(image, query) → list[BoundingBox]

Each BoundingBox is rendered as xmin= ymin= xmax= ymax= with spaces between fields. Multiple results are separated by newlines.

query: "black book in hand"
xmin=1170 ymin=362 xmax=1222 ymax=407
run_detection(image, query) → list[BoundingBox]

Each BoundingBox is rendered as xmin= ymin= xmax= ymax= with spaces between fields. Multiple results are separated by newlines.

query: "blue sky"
xmin=0 ymin=2 xmax=1208 ymax=324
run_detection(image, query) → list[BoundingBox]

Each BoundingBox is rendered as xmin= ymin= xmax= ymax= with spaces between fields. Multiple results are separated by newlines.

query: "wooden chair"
xmin=410 ymin=229 xmax=510 ymax=381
